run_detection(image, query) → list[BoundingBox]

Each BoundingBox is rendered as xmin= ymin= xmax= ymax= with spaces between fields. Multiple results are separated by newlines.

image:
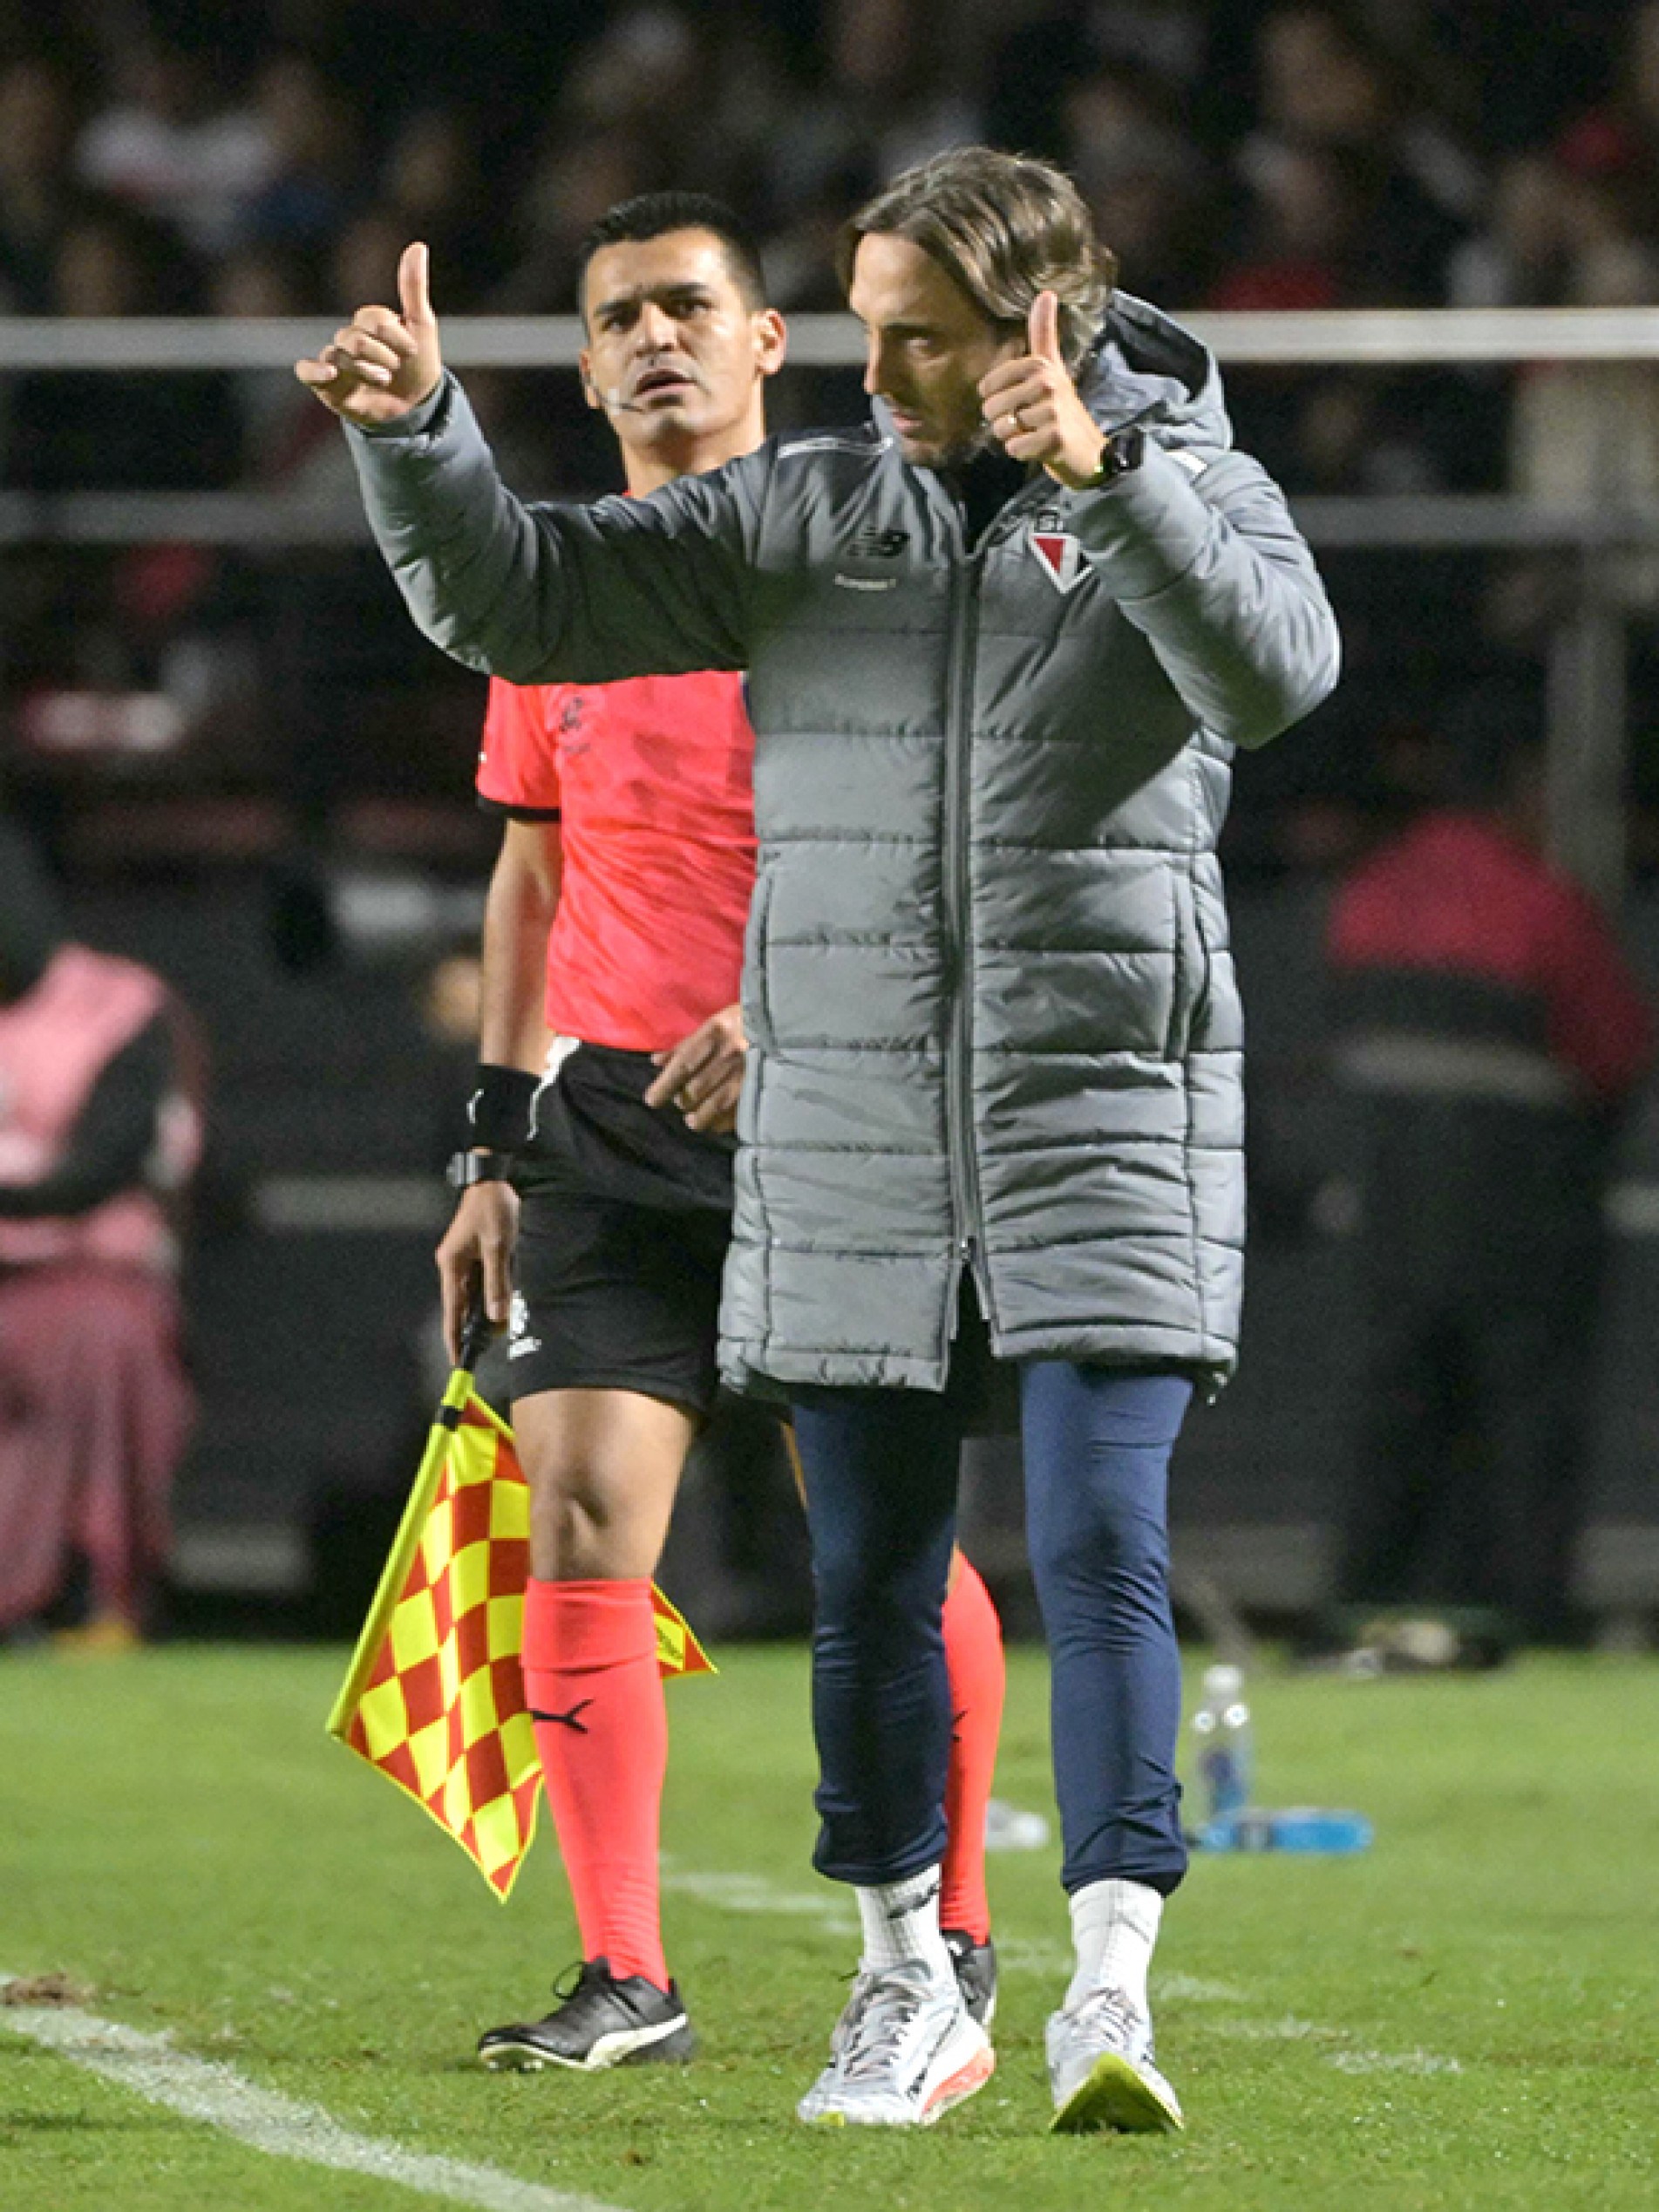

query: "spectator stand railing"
xmin=6 ymin=305 xmax=1659 ymax=898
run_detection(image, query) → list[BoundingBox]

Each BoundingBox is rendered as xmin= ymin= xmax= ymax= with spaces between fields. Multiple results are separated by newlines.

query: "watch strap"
xmin=1085 ymin=425 xmax=1146 ymax=486
xmin=446 ymin=1149 xmax=515 ymax=1191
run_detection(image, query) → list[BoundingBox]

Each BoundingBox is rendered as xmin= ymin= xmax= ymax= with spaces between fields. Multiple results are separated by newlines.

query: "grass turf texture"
xmin=3 ymin=1646 xmax=1656 ymax=2212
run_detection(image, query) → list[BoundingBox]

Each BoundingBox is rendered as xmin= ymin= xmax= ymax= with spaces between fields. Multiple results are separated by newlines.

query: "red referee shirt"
xmin=477 ymin=671 xmax=758 ymax=1053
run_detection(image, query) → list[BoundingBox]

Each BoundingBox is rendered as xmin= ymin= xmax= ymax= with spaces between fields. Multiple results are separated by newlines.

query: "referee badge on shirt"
xmin=1030 ymin=527 xmax=1088 ymax=596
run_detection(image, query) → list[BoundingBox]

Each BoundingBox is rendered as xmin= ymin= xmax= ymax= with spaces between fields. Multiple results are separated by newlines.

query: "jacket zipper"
xmin=941 ymin=484 xmax=1048 ymax=1349
xmin=942 ymin=515 xmax=988 ymax=1331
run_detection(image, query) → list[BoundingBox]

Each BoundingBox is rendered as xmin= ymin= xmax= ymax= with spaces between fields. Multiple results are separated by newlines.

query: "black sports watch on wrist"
xmin=445 ymin=1148 xmax=515 ymax=1191
xmin=1084 ymin=425 xmax=1146 ymax=486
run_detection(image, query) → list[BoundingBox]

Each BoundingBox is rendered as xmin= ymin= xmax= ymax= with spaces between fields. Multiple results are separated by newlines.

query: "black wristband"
xmin=446 ymin=1148 xmax=516 ymax=1191
xmin=466 ymin=1063 xmax=541 ymax=1151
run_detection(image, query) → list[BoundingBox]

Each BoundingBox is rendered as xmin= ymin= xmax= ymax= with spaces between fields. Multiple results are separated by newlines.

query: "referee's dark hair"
xmin=576 ymin=192 xmax=769 ymax=320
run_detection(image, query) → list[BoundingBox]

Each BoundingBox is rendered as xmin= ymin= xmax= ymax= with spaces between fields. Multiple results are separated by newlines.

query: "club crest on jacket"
xmin=1030 ymin=529 xmax=1087 ymax=595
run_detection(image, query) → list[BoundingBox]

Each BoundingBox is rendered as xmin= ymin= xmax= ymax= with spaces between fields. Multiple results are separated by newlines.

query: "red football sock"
xmin=521 ymin=1576 xmax=669 ymax=1991
xmin=939 ymin=1555 xmax=1004 ymax=1945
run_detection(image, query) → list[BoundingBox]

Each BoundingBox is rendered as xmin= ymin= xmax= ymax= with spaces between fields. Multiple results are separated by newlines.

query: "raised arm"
xmin=976 ymin=291 xmax=1340 ymax=751
xmin=1069 ymin=447 xmax=1341 ymax=751
xmin=296 ymin=242 xmax=764 ymax=688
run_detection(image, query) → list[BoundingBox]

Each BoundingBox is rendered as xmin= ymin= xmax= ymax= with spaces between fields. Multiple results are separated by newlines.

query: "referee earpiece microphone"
xmin=583 ymin=368 xmax=646 ymax=415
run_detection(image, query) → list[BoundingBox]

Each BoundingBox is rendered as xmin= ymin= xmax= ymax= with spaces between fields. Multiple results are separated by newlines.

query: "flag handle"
xmin=324 ymin=1294 xmax=500 ymax=1742
xmin=459 ymin=1292 xmax=494 ymax=1374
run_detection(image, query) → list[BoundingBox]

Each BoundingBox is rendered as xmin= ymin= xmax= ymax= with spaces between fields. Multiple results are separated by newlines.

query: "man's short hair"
xmin=576 ymin=192 xmax=768 ymax=318
xmin=840 ymin=147 xmax=1117 ymax=371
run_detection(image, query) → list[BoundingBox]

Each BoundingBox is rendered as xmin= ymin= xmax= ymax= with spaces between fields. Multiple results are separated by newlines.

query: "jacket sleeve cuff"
xmin=1068 ymin=443 xmax=1214 ymax=600
xmin=347 ymin=373 xmax=455 ymax=445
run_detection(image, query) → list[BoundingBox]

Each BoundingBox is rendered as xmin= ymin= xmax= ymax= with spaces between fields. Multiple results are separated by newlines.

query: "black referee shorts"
xmin=504 ymin=1042 xmax=737 ymax=1419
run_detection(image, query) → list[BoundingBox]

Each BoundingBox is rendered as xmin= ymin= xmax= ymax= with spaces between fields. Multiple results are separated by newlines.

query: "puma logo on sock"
xmin=530 ymin=1699 xmax=595 ymax=1733
xmin=886 ymin=1877 xmax=941 ymax=1922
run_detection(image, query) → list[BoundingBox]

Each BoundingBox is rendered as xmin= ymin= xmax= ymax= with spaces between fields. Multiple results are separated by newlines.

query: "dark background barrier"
xmin=63 ymin=867 xmax=1655 ymax=1640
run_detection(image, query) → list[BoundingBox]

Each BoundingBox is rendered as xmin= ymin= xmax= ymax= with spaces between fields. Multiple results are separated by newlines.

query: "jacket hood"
xmin=0 ymin=822 xmax=65 ymax=1004
xmin=864 ymin=289 xmax=1234 ymax=461
xmin=1079 ymin=289 xmax=1233 ymax=457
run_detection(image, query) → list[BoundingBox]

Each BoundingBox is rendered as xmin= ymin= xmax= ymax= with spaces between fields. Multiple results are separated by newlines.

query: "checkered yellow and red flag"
xmin=327 ymin=1361 xmax=712 ymax=1900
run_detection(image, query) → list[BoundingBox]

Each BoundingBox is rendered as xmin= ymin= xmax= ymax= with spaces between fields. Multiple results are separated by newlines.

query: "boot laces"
xmin=837 ymin=1962 xmax=938 ymax=2083
xmin=1071 ymin=1984 xmax=1150 ymax=2059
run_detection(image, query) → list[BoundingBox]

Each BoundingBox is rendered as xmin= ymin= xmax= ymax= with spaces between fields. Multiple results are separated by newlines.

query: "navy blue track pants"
xmin=790 ymin=1362 xmax=1193 ymax=1897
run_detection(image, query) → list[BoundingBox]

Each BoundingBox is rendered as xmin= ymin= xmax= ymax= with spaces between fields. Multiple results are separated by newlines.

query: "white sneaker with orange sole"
xmin=798 ymin=1958 xmax=994 ymax=2127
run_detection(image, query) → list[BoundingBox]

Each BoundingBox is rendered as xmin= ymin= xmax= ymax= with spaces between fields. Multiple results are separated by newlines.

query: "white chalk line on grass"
xmin=0 ymin=1857 xmax=1457 ymax=2208
xmin=658 ymin=1861 xmax=858 ymax=1936
xmin=658 ymin=1861 xmax=1462 ymax=2079
xmin=0 ymin=1984 xmax=626 ymax=2212
xmin=1206 ymin=2014 xmax=1463 ymax=2077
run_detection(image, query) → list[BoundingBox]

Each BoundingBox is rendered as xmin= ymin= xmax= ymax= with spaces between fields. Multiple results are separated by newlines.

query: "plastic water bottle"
xmin=1198 ymin=1807 xmax=1373 ymax=1854
xmin=1190 ymin=1662 xmax=1254 ymax=1821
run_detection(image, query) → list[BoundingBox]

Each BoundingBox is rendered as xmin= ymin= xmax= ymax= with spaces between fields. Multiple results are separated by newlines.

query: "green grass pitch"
xmin=3 ymin=1643 xmax=1656 ymax=2211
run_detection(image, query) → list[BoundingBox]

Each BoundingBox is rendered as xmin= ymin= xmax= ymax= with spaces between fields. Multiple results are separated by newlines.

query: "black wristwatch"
xmin=1085 ymin=425 xmax=1145 ymax=485
xmin=445 ymin=1148 xmax=515 ymax=1191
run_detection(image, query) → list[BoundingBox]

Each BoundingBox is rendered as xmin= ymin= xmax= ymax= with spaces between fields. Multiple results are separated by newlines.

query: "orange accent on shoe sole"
xmin=923 ymin=2043 xmax=996 ymax=2120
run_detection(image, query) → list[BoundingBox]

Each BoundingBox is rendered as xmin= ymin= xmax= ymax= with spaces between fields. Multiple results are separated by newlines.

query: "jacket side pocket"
xmin=742 ymin=862 xmax=778 ymax=1051
xmin=1164 ymin=867 xmax=1205 ymax=1063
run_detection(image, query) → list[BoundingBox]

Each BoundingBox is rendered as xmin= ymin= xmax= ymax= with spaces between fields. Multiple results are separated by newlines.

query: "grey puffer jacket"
xmin=350 ymin=294 xmax=1340 ymax=1391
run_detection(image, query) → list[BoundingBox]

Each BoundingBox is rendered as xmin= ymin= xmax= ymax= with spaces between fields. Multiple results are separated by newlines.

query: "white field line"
xmin=658 ymin=1862 xmax=1462 ymax=2079
xmin=1206 ymin=2014 xmax=1463 ymax=2076
xmin=1158 ymin=1972 xmax=1250 ymax=2004
xmin=0 ymin=1986 xmax=626 ymax=2212
xmin=657 ymin=1861 xmax=858 ymax=1936
xmin=1326 ymin=2048 xmax=1463 ymax=2076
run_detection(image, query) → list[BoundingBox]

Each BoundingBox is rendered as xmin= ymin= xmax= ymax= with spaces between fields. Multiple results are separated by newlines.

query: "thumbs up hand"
xmin=295 ymin=241 xmax=445 ymax=425
xmin=977 ymin=289 xmax=1109 ymax=488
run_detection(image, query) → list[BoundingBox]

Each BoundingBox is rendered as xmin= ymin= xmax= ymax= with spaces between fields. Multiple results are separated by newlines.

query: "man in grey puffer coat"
xmin=300 ymin=146 xmax=1339 ymax=2135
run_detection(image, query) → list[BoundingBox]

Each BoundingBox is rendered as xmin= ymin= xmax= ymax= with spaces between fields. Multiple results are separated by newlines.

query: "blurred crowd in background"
xmin=8 ymin=2 xmax=1659 ymax=864
xmin=4 ymin=4 xmax=1659 ymax=1656
xmin=7 ymin=0 xmax=1659 ymax=325
xmin=8 ymin=0 xmax=1659 ymax=471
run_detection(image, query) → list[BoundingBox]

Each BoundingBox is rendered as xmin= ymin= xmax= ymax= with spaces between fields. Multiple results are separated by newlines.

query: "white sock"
xmin=1064 ymin=1878 xmax=1164 ymax=2014
xmin=854 ymin=1866 xmax=953 ymax=1980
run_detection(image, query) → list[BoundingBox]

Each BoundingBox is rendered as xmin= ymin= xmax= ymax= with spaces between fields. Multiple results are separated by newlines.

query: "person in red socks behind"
xmin=434 ymin=193 xmax=1006 ymax=2072
xmin=1326 ymin=705 xmax=1654 ymax=1646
